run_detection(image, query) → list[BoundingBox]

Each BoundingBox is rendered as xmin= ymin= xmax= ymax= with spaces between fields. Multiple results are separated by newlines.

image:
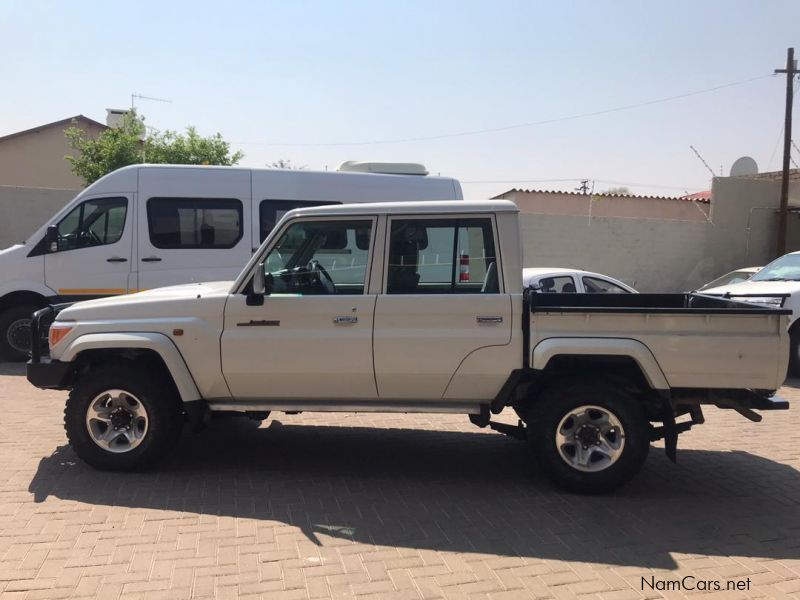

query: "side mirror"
xmin=247 ymin=264 xmax=268 ymax=306
xmin=252 ymin=264 xmax=266 ymax=295
xmin=45 ymin=225 xmax=59 ymax=253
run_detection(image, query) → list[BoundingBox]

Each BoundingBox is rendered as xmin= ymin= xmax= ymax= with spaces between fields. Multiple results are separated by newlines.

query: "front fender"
xmin=531 ymin=337 xmax=670 ymax=390
xmin=60 ymin=332 xmax=201 ymax=402
xmin=0 ymin=281 xmax=57 ymax=301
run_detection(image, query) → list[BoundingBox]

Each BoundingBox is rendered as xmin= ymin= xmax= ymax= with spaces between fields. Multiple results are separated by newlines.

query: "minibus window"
xmin=147 ymin=198 xmax=243 ymax=249
xmin=54 ymin=197 xmax=127 ymax=252
xmin=259 ymin=200 xmax=342 ymax=242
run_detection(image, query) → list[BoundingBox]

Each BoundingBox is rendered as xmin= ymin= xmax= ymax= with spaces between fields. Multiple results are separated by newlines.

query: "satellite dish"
xmin=730 ymin=156 xmax=758 ymax=177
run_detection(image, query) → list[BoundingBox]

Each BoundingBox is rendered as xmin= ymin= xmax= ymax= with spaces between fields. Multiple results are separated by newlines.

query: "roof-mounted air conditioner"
xmin=337 ymin=161 xmax=429 ymax=176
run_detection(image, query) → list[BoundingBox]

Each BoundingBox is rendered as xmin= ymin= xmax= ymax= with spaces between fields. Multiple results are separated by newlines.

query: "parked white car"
xmin=0 ymin=162 xmax=462 ymax=361
xmin=697 ymin=266 xmax=761 ymax=291
xmin=701 ymin=252 xmax=800 ymax=373
xmin=523 ymin=268 xmax=637 ymax=294
xmin=28 ymin=200 xmax=789 ymax=493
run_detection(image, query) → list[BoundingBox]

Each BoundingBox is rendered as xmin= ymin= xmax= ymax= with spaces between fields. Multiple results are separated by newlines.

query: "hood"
xmin=58 ymin=281 xmax=234 ymax=320
xmin=699 ymin=279 xmax=800 ymax=296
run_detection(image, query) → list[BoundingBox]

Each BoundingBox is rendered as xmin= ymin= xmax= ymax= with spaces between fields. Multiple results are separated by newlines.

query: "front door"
xmin=44 ymin=195 xmax=135 ymax=300
xmin=373 ymin=216 xmax=512 ymax=400
xmin=221 ymin=216 xmax=378 ymax=400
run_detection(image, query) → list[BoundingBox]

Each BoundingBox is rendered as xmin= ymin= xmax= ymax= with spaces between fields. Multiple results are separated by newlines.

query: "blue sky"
xmin=2 ymin=0 xmax=799 ymax=198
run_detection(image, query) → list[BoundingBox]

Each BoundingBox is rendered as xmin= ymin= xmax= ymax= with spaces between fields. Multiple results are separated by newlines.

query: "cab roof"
xmin=286 ymin=199 xmax=518 ymax=217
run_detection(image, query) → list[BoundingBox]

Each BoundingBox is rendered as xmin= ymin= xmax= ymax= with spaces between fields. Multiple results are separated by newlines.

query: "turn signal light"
xmin=48 ymin=323 xmax=74 ymax=347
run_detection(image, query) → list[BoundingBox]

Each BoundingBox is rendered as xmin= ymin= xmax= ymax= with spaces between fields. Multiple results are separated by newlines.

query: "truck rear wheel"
xmin=64 ymin=365 xmax=183 ymax=470
xmin=0 ymin=304 xmax=39 ymax=362
xmin=527 ymin=380 xmax=650 ymax=494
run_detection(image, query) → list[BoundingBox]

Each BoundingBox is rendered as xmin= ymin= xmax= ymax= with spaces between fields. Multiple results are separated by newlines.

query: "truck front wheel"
xmin=527 ymin=381 xmax=650 ymax=494
xmin=64 ymin=365 xmax=183 ymax=470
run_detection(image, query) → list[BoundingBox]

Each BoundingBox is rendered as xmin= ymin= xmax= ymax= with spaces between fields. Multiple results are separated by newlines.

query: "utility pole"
xmin=575 ymin=179 xmax=590 ymax=194
xmin=775 ymin=47 xmax=798 ymax=256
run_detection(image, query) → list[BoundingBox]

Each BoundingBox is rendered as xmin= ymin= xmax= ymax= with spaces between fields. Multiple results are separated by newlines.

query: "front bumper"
xmin=27 ymin=357 xmax=73 ymax=389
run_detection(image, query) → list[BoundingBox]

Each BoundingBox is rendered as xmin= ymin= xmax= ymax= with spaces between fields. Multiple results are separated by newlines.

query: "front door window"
xmin=263 ymin=219 xmax=373 ymax=295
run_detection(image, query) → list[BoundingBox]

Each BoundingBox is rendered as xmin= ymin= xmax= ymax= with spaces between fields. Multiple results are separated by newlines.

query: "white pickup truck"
xmin=27 ymin=200 xmax=790 ymax=493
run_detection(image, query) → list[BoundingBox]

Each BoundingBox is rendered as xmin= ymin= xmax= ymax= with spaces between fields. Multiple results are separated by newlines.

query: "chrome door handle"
xmin=476 ymin=316 xmax=503 ymax=324
xmin=333 ymin=316 xmax=358 ymax=325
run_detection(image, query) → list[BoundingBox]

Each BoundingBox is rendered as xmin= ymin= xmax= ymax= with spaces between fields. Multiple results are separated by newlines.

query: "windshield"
xmin=751 ymin=254 xmax=800 ymax=282
xmin=699 ymin=270 xmax=755 ymax=290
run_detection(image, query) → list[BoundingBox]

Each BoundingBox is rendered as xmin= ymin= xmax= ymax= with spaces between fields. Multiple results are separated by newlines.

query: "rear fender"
xmin=531 ymin=337 xmax=670 ymax=390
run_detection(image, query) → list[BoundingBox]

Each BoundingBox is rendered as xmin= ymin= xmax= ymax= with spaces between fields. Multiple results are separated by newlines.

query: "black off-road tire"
xmin=527 ymin=379 xmax=650 ymax=494
xmin=788 ymin=326 xmax=800 ymax=378
xmin=64 ymin=364 xmax=183 ymax=470
xmin=0 ymin=304 xmax=39 ymax=362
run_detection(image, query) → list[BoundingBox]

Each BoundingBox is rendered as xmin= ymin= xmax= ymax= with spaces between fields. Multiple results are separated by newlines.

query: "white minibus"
xmin=0 ymin=162 xmax=462 ymax=360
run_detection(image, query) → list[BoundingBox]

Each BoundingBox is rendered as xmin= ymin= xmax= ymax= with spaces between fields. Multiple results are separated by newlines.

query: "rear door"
xmin=137 ymin=168 xmax=251 ymax=290
xmin=373 ymin=215 xmax=512 ymax=400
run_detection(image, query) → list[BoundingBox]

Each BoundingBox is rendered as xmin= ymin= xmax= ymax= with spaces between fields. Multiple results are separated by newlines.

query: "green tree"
xmin=65 ymin=111 xmax=145 ymax=186
xmin=65 ymin=110 xmax=244 ymax=186
xmin=145 ymin=127 xmax=243 ymax=167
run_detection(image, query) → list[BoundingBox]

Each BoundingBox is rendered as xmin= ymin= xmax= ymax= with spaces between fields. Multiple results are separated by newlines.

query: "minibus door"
xmin=43 ymin=194 xmax=135 ymax=301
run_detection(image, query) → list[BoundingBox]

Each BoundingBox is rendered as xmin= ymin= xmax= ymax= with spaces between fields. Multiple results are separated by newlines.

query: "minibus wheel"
xmin=0 ymin=304 xmax=38 ymax=362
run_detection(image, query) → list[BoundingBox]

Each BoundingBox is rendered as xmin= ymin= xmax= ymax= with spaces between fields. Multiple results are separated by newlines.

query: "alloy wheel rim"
xmin=555 ymin=405 xmax=625 ymax=472
xmin=85 ymin=389 xmax=149 ymax=453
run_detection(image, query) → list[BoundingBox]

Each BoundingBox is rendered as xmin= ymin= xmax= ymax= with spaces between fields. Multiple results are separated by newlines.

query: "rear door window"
xmin=386 ymin=218 xmax=499 ymax=294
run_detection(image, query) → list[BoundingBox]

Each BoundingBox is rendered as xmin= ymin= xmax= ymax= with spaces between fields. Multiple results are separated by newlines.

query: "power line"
xmin=461 ymin=178 xmax=699 ymax=191
xmin=232 ymin=73 xmax=773 ymax=147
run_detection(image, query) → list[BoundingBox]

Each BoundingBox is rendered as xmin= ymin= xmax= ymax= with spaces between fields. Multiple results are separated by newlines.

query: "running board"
xmin=207 ymin=400 xmax=482 ymax=414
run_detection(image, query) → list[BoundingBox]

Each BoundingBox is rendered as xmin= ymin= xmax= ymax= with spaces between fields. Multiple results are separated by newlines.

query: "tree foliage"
xmin=65 ymin=111 xmax=145 ymax=186
xmin=601 ymin=186 xmax=632 ymax=195
xmin=266 ymin=159 xmax=306 ymax=170
xmin=65 ymin=110 xmax=244 ymax=186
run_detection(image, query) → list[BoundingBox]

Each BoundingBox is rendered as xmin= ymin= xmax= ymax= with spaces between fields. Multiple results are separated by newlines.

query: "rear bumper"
xmin=27 ymin=357 xmax=72 ymax=389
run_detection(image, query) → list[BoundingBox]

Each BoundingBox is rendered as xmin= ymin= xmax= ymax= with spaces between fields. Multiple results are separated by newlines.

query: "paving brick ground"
xmin=2 ymin=363 xmax=800 ymax=599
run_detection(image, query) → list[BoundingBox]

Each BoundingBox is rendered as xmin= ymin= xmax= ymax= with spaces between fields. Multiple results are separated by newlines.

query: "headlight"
xmin=48 ymin=322 xmax=74 ymax=347
xmin=734 ymin=296 xmax=784 ymax=307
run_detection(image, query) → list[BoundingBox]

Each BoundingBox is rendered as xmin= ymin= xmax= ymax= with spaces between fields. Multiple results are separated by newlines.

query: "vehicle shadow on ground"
xmin=28 ymin=420 xmax=800 ymax=570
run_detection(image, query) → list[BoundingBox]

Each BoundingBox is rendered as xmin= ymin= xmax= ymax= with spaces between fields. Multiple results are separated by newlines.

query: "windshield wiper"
xmin=757 ymin=277 xmax=796 ymax=282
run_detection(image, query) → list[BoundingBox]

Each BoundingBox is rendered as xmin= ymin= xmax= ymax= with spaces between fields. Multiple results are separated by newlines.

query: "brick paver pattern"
xmin=1 ymin=362 xmax=800 ymax=599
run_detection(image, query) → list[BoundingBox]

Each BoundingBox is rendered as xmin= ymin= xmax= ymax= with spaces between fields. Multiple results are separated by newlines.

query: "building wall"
xmin=519 ymin=214 xmax=710 ymax=291
xmin=0 ymin=120 xmax=105 ymax=188
xmin=0 ymin=186 xmax=78 ymax=249
xmin=511 ymin=177 xmax=800 ymax=293
xmin=499 ymin=190 xmax=710 ymax=221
